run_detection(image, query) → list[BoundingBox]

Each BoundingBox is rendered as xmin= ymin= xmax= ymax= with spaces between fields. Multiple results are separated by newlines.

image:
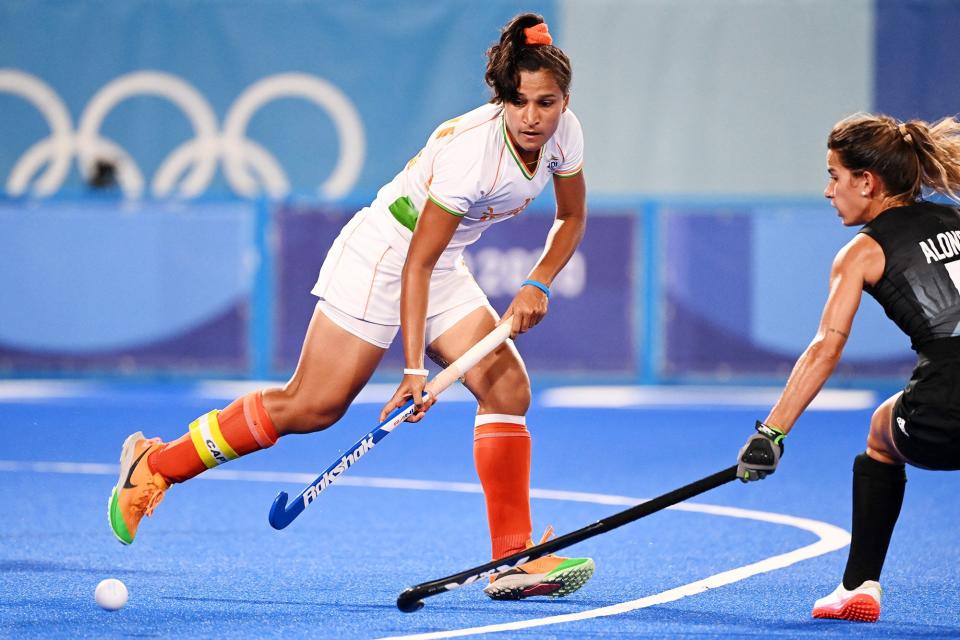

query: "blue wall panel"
xmin=874 ymin=1 xmax=960 ymax=121
xmin=0 ymin=201 xmax=254 ymax=374
xmin=0 ymin=1 xmax=948 ymax=382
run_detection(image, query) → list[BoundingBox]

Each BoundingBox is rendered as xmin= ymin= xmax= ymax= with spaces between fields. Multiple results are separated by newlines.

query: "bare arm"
xmin=503 ymin=171 xmax=588 ymax=336
xmin=765 ymin=233 xmax=884 ymax=433
xmin=534 ymin=171 xmax=587 ymax=283
xmin=400 ymin=201 xmax=461 ymax=369
xmin=378 ymin=200 xmax=460 ymax=421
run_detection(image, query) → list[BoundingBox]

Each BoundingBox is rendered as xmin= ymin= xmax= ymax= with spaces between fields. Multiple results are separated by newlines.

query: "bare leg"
xmin=428 ymin=306 xmax=531 ymax=416
xmin=865 ymin=392 xmax=909 ymax=464
xmin=264 ymin=304 xmax=387 ymax=435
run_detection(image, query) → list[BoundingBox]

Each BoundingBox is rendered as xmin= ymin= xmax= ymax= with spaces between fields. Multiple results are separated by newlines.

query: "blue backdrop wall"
xmin=1 ymin=0 xmax=956 ymax=382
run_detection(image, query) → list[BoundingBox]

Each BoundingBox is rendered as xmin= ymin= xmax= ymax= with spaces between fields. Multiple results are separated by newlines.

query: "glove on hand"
xmin=737 ymin=421 xmax=785 ymax=482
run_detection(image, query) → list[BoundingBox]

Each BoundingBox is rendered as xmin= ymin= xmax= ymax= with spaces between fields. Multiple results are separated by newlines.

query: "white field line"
xmin=375 ymin=491 xmax=850 ymax=639
xmin=0 ymin=460 xmax=849 ymax=639
xmin=195 ymin=381 xmax=478 ymax=404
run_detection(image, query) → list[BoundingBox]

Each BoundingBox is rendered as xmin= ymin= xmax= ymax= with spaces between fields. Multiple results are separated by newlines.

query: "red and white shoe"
xmin=812 ymin=580 xmax=881 ymax=622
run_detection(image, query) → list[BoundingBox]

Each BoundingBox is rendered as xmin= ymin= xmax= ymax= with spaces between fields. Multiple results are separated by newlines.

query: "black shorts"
xmin=892 ymin=347 xmax=960 ymax=470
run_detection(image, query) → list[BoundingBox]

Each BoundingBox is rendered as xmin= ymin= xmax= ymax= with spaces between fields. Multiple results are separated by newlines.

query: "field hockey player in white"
xmin=108 ymin=12 xmax=595 ymax=602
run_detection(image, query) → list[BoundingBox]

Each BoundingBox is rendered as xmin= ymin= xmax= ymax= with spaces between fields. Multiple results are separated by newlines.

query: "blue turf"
xmin=1 ymin=384 xmax=959 ymax=638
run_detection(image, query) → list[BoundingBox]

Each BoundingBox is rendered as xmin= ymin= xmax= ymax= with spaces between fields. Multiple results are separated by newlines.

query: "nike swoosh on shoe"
xmin=123 ymin=449 xmax=152 ymax=489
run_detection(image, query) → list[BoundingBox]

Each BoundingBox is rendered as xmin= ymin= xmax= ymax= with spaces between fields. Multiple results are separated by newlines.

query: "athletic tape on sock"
xmin=189 ymin=410 xmax=239 ymax=468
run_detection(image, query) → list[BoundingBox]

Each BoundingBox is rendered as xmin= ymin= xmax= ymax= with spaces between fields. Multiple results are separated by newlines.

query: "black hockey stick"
xmin=396 ymin=464 xmax=738 ymax=612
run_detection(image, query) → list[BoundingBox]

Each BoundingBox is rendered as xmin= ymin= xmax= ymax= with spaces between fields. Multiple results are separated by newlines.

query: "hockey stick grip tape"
xmin=425 ymin=322 xmax=511 ymax=397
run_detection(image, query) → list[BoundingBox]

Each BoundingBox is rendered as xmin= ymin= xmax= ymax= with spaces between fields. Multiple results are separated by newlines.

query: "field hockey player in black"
xmin=736 ymin=112 xmax=960 ymax=622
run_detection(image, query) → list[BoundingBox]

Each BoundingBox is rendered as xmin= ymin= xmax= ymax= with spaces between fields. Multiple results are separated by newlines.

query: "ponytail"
xmin=907 ymin=117 xmax=960 ymax=203
xmin=484 ymin=13 xmax=572 ymax=104
xmin=828 ymin=113 xmax=960 ymax=204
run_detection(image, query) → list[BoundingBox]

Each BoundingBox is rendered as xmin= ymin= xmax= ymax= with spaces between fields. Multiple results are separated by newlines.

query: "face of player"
xmin=824 ymin=150 xmax=870 ymax=226
xmin=503 ymin=69 xmax=569 ymax=160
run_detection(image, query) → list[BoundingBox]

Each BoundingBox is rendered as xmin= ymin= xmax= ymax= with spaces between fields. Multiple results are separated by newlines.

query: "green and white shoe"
xmin=483 ymin=527 xmax=595 ymax=600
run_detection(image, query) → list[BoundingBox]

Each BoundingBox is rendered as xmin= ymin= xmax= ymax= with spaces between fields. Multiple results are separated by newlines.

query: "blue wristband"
xmin=521 ymin=279 xmax=551 ymax=299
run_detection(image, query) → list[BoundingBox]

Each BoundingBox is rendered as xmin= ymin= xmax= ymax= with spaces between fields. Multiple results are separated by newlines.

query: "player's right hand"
xmin=737 ymin=421 xmax=785 ymax=482
xmin=379 ymin=374 xmax=434 ymax=423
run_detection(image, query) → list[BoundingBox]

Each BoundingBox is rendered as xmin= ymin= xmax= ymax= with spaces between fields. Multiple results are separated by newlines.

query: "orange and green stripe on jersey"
xmin=390 ymin=193 xmax=469 ymax=229
xmin=189 ymin=410 xmax=238 ymax=469
xmin=427 ymin=193 xmax=466 ymax=218
xmin=501 ymin=117 xmax=542 ymax=181
xmin=553 ymin=161 xmax=583 ymax=178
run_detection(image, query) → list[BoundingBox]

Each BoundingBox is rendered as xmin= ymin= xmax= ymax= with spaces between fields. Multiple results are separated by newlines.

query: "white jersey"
xmin=312 ymin=103 xmax=583 ymax=327
xmin=366 ymin=102 xmax=584 ymax=269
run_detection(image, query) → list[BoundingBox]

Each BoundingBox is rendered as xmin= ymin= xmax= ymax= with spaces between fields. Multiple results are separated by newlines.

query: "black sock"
xmin=841 ymin=452 xmax=906 ymax=590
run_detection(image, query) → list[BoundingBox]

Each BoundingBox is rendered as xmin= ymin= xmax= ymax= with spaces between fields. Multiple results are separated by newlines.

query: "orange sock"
xmin=473 ymin=415 xmax=532 ymax=559
xmin=149 ymin=391 xmax=278 ymax=483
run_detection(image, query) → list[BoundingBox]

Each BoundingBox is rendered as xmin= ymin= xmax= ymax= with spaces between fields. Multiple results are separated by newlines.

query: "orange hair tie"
xmin=524 ymin=23 xmax=553 ymax=46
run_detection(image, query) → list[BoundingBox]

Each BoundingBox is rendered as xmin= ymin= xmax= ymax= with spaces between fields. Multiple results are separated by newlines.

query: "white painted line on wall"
xmin=0 ymin=379 xmax=875 ymax=410
xmin=0 ymin=380 xmax=105 ymax=400
xmin=539 ymin=385 xmax=876 ymax=410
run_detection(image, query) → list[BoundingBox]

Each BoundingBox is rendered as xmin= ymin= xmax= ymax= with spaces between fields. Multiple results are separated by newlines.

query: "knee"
xmin=475 ymin=365 xmax=531 ymax=415
xmin=297 ymin=403 xmax=347 ymax=433
xmin=266 ymin=387 xmax=347 ymax=435
xmin=866 ymin=407 xmax=900 ymax=463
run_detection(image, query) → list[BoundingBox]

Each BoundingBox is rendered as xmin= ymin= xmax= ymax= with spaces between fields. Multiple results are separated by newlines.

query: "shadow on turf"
xmin=162 ymin=594 xmax=603 ymax=615
xmin=164 ymin=595 xmax=400 ymax=610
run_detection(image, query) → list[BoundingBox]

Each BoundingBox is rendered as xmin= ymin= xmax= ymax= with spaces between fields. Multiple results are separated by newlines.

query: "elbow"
xmin=572 ymin=210 xmax=588 ymax=231
xmin=557 ymin=205 xmax=587 ymax=226
xmin=805 ymin=336 xmax=844 ymax=365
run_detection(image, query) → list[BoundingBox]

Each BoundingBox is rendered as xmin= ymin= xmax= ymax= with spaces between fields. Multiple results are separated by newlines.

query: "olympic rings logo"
xmin=0 ymin=69 xmax=365 ymax=199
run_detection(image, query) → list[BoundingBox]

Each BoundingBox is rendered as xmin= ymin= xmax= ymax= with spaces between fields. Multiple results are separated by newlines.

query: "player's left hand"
xmin=501 ymin=285 xmax=549 ymax=339
xmin=737 ymin=421 xmax=785 ymax=482
xmin=379 ymin=374 xmax=435 ymax=423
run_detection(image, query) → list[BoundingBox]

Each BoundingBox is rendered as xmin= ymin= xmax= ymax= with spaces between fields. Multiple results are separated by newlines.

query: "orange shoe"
xmin=812 ymin=580 xmax=882 ymax=622
xmin=483 ymin=527 xmax=595 ymax=600
xmin=107 ymin=432 xmax=169 ymax=545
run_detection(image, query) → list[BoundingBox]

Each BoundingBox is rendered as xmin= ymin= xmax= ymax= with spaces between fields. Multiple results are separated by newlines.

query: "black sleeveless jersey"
xmin=859 ymin=201 xmax=960 ymax=351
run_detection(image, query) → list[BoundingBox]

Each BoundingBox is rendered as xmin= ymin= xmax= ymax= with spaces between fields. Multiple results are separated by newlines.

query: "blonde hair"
xmin=828 ymin=113 xmax=960 ymax=204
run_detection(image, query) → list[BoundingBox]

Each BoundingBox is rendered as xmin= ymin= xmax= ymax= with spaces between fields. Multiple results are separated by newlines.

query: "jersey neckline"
xmin=501 ymin=115 xmax=542 ymax=181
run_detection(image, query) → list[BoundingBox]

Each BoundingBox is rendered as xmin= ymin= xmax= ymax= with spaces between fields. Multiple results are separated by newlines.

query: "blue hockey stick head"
xmin=268 ymin=491 xmax=293 ymax=530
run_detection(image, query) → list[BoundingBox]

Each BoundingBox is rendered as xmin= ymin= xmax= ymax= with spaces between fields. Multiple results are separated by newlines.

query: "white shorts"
xmin=312 ymin=208 xmax=491 ymax=349
xmin=316 ymin=297 xmax=491 ymax=349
